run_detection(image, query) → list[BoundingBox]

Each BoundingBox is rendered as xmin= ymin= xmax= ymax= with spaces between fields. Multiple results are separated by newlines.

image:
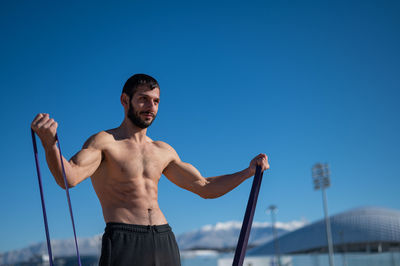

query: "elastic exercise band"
xmin=232 ymin=165 xmax=264 ymax=266
xmin=31 ymin=129 xmax=82 ymax=266
xmin=31 ymin=129 xmax=54 ymax=266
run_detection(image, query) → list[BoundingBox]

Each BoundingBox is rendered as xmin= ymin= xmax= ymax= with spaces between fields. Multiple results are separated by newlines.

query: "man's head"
xmin=122 ymin=74 xmax=159 ymax=99
xmin=121 ymin=74 xmax=160 ymax=129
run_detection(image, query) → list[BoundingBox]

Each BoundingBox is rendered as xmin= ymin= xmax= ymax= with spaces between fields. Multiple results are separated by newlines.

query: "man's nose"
xmin=146 ymin=101 xmax=157 ymax=111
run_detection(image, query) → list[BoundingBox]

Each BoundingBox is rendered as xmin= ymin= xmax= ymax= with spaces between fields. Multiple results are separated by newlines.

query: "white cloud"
xmin=275 ymin=219 xmax=308 ymax=231
xmin=199 ymin=219 xmax=308 ymax=232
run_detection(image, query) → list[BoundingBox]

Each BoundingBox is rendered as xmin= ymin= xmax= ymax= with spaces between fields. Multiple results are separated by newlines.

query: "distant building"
xmin=249 ymin=206 xmax=400 ymax=256
xmin=218 ymin=206 xmax=400 ymax=266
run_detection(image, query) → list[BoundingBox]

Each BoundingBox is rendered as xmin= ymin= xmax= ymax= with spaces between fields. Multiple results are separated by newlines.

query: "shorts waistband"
xmin=105 ymin=222 xmax=172 ymax=233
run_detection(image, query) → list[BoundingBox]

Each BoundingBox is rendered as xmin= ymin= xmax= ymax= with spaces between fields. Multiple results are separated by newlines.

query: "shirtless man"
xmin=31 ymin=74 xmax=269 ymax=266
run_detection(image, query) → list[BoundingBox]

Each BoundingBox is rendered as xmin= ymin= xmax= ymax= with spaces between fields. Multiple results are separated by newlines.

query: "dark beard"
xmin=127 ymin=103 xmax=156 ymax=129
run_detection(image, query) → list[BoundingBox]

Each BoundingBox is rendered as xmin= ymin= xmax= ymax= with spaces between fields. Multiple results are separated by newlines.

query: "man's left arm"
xmin=162 ymin=145 xmax=269 ymax=199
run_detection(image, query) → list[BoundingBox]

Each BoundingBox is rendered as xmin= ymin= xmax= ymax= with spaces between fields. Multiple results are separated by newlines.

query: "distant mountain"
xmin=0 ymin=220 xmax=307 ymax=265
xmin=177 ymin=220 xmax=307 ymax=250
xmin=0 ymin=236 xmax=102 ymax=265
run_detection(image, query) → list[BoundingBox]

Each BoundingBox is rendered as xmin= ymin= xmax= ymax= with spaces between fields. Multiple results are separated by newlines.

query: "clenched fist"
xmin=249 ymin=153 xmax=269 ymax=175
xmin=31 ymin=113 xmax=58 ymax=148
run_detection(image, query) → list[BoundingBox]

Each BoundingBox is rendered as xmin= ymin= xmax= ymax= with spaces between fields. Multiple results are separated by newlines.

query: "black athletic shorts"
xmin=99 ymin=223 xmax=181 ymax=266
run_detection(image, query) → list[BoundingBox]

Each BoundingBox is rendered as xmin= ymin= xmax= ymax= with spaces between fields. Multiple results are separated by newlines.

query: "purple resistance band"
xmin=232 ymin=165 xmax=264 ymax=266
xmin=31 ymin=129 xmax=82 ymax=266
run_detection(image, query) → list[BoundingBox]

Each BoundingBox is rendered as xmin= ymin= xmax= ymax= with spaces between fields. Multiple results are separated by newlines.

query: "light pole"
xmin=268 ymin=205 xmax=281 ymax=266
xmin=312 ymin=163 xmax=335 ymax=266
xmin=339 ymin=231 xmax=348 ymax=266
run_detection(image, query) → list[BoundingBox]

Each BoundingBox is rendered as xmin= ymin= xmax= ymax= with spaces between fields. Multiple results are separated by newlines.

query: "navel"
xmin=148 ymin=208 xmax=152 ymax=225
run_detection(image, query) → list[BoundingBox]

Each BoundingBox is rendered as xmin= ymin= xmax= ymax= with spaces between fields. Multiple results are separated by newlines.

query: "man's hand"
xmin=249 ymin=153 xmax=269 ymax=175
xmin=31 ymin=113 xmax=58 ymax=148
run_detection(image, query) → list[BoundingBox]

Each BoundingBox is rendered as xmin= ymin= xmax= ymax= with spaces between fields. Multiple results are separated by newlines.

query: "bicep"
xmin=68 ymin=136 xmax=103 ymax=183
xmin=70 ymin=148 xmax=102 ymax=175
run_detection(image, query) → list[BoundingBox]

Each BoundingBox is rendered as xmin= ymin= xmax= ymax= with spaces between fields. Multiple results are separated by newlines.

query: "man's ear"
xmin=121 ymin=93 xmax=130 ymax=109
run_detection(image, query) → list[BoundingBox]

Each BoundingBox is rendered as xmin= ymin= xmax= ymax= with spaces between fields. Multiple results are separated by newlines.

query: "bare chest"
xmin=101 ymin=141 xmax=170 ymax=180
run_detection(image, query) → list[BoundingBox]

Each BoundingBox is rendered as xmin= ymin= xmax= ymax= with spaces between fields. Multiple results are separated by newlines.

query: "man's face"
xmin=127 ymin=86 xmax=160 ymax=129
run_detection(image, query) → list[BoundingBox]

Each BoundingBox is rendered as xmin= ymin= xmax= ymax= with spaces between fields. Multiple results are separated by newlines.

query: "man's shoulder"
xmin=152 ymin=140 xmax=175 ymax=151
xmin=152 ymin=140 xmax=179 ymax=155
xmin=83 ymin=130 xmax=114 ymax=149
xmin=152 ymin=140 xmax=180 ymax=162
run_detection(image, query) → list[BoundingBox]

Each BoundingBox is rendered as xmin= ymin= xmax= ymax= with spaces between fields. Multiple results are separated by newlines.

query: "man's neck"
xmin=118 ymin=119 xmax=149 ymax=142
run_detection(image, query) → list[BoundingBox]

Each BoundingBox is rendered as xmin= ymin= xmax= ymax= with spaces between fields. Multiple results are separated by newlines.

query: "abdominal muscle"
xmin=91 ymin=171 xmax=168 ymax=226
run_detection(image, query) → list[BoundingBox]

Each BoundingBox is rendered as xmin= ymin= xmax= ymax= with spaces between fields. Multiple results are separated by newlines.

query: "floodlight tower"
xmin=268 ymin=205 xmax=281 ymax=266
xmin=312 ymin=163 xmax=335 ymax=266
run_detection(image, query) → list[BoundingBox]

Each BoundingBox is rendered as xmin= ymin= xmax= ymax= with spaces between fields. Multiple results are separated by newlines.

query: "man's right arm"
xmin=31 ymin=113 xmax=103 ymax=189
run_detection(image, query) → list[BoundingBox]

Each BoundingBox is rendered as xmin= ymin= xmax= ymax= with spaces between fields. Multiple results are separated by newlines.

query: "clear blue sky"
xmin=1 ymin=0 xmax=399 ymax=253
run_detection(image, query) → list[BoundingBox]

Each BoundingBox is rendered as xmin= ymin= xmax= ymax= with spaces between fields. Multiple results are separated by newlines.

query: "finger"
xmin=32 ymin=113 xmax=44 ymax=122
xmin=257 ymin=156 xmax=269 ymax=167
xmin=258 ymin=154 xmax=267 ymax=162
xmin=36 ymin=114 xmax=51 ymax=128
xmin=49 ymin=121 xmax=58 ymax=129
xmin=254 ymin=154 xmax=262 ymax=161
xmin=48 ymin=121 xmax=58 ymax=132
xmin=33 ymin=113 xmax=48 ymax=124
xmin=36 ymin=118 xmax=49 ymax=128
xmin=42 ymin=118 xmax=55 ymax=128
xmin=31 ymin=113 xmax=45 ymax=127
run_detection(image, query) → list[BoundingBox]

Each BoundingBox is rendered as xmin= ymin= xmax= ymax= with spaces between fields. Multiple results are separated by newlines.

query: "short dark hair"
xmin=122 ymin=74 xmax=159 ymax=99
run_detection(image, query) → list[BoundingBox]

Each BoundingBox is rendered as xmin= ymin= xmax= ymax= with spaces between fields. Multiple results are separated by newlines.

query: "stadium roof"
xmin=248 ymin=206 xmax=400 ymax=255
